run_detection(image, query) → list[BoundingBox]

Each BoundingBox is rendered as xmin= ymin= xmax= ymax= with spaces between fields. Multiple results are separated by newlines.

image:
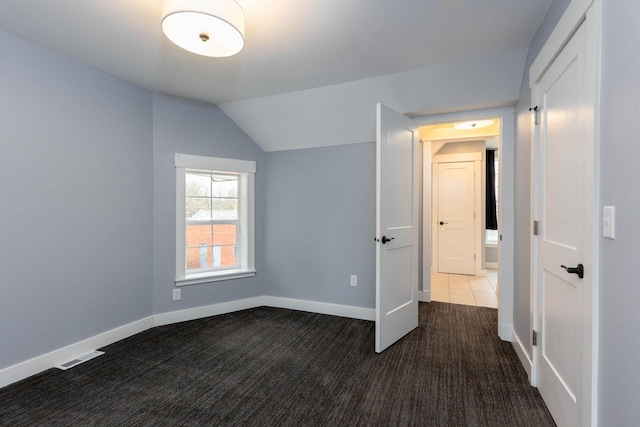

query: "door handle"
xmin=439 ymin=221 xmax=448 ymax=225
xmin=381 ymin=236 xmax=395 ymax=244
xmin=561 ymin=264 xmax=584 ymax=279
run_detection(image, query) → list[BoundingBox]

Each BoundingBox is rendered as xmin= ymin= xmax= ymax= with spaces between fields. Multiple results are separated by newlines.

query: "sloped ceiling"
xmin=220 ymin=49 xmax=527 ymax=152
xmin=0 ymin=0 xmax=553 ymax=151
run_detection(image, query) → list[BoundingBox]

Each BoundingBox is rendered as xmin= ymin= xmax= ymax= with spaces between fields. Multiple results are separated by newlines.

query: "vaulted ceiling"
xmin=0 ymin=0 xmax=553 ymax=151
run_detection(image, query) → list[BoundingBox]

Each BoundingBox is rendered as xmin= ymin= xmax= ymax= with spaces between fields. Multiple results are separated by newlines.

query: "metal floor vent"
xmin=56 ymin=351 xmax=105 ymax=370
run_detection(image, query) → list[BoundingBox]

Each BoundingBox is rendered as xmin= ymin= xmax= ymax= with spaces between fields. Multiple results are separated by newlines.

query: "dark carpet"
xmin=0 ymin=302 xmax=555 ymax=426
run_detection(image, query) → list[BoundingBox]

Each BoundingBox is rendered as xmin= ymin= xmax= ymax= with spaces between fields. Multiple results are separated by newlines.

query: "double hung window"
xmin=175 ymin=154 xmax=255 ymax=285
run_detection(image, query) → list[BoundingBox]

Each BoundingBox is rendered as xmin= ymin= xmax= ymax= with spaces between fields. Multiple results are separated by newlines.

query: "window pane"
xmin=211 ymin=199 xmax=237 ymax=219
xmin=185 ymin=225 xmax=237 ymax=271
xmin=185 ymin=244 xmax=237 ymax=271
xmin=211 ymin=174 xmax=237 ymax=197
xmin=186 ymin=245 xmax=211 ymax=271
xmin=486 ymin=230 xmax=498 ymax=244
xmin=186 ymin=197 xmax=211 ymax=220
xmin=213 ymin=224 xmax=236 ymax=246
xmin=186 ymin=224 xmax=212 ymax=247
xmin=186 ymin=172 xmax=211 ymax=197
xmin=219 ymin=245 xmax=237 ymax=267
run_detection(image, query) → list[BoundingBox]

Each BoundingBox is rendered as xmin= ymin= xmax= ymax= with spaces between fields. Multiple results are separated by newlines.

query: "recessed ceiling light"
xmin=453 ymin=120 xmax=495 ymax=130
xmin=161 ymin=0 xmax=245 ymax=58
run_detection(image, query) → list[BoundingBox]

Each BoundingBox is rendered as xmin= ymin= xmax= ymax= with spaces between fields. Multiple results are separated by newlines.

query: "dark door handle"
xmin=439 ymin=221 xmax=448 ymax=225
xmin=561 ymin=264 xmax=584 ymax=279
xmin=381 ymin=236 xmax=395 ymax=244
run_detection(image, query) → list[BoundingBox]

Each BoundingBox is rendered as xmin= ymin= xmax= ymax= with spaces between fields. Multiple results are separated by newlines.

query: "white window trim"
xmin=175 ymin=153 xmax=256 ymax=286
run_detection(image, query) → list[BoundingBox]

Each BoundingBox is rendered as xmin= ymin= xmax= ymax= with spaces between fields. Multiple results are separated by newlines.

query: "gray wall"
xmin=0 ymin=30 xmax=153 ymax=369
xmin=599 ymin=1 xmax=640 ymax=423
xmin=0 ymin=28 xmax=268 ymax=370
xmin=264 ymin=143 xmax=376 ymax=308
xmin=512 ymin=0 xmax=571 ymax=359
xmin=152 ymin=93 xmax=266 ymax=314
xmin=485 ymin=246 xmax=498 ymax=264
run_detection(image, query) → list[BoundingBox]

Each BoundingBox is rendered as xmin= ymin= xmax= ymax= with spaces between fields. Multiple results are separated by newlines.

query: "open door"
xmin=375 ymin=103 xmax=419 ymax=353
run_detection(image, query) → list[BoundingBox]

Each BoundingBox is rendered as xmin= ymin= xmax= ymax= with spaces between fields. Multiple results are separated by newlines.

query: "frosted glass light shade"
xmin=453 ymin=120 xmax=495 ymax=130
xmin=162 ymin=0 xmax=245 ymax=57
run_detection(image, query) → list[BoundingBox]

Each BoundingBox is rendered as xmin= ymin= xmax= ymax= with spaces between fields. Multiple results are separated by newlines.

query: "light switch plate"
xmin=603 ymin=206 xmax=615 ymax=239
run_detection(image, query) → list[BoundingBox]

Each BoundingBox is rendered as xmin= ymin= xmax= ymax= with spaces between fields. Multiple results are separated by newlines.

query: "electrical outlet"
xmin=350 ymin=275 xmax=357 ymax=287
xmin=173 ymin=288 xmax=181 ymax=301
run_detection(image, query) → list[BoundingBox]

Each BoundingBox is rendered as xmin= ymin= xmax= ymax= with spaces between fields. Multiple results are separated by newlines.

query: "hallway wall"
xmin=598 ymin=1 xmax=640 ymax=423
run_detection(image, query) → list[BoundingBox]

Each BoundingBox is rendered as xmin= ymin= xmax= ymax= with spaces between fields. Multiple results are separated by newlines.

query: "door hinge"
xmin=532 ymin=330 xmax=538 ymax=346
xmin=533 ymin=220 xmax=539 ymax=236
xmin=474 ymin=212 xmax=476 ymax=219
xmin=474 ymin=254 xmax=476 ymax=260
xmin=529 ymin=106 xmax=539 ymax=125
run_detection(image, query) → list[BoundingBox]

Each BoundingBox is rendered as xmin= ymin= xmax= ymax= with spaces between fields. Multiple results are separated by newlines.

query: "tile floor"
xmin=431 ymin=269 xmax=498 ymax=308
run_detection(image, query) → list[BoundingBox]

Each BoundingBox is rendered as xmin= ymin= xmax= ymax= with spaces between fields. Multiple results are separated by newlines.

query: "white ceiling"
xmin=0 ymin=0 xmax=553 ymax=151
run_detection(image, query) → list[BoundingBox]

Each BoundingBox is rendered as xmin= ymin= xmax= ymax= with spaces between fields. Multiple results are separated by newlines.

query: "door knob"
xmin=561 ymin=264 xmax=584 ymax=279
xmin=439 ymin=221 xmax=448 ymax=225
xmin=381 ymin=236 xmax=395 ymax=244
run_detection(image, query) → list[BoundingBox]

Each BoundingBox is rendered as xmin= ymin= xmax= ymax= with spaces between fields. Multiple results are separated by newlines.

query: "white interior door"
xmin=535 ymin=22 xmax=592 ymax=427
xmin=375 ymin=103 xmax=419 ymax=353
xmin=436 ymin=161 xmax=476 ymax=275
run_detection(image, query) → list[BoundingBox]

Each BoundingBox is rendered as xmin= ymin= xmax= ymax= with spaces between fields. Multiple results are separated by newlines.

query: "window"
xmin=175 ymin=154 xmax=255 ymax=285
xmin=486 ymin=152 xmax=499 ymax=245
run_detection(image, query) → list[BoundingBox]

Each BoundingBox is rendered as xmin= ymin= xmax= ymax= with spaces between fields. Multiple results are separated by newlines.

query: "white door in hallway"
xmin=534 ymin=21 xmax=594 ymax=427
xmin=436 ymin=161 xmax=476 ymax=275
xmin=375 ymin=103 xmax=419 ymax=353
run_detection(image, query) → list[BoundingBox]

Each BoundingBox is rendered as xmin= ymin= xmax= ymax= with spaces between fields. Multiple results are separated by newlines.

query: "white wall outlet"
xmin=350 ymin=275 xmax=358 ymax=287
xmin=172 ymin=288 xmax=181 ymax=301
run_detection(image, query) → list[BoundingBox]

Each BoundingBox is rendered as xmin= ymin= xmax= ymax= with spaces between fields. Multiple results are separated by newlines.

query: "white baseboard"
xmin=418 ymin=290 xmax=431 ymax=302
xmin=499 ymin=323 xmax=513 ymax=342
xmin=262 ymin=296 xmax=375 ymax=321
xmin=154 ymin=297 xmax=264 ymax=326
xmin=512 ymin=328 xmax=532 ymax=381
xmin=0 ymin=316 xmax=154 ymax=389
xmin=485 ymin=262 xmax=498 ymax=269
xmin=1 ymin=297 xmax=374 ymax=389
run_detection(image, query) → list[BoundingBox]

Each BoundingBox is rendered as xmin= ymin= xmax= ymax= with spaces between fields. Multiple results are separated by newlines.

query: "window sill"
xmin=175 ymin=269 xmax=256 ymax=286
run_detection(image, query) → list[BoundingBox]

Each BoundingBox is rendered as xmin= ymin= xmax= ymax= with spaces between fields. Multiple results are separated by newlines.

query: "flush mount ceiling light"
xmin=161 ymin=0 xmax=245 ymax=57
xmin=453 ymin=120 xmax=495 ymax=130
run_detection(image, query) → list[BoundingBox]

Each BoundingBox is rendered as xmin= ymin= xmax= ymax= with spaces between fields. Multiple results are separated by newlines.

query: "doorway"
xmin=415 ymin=108 xmax=515 ymax=340
xmin=429 ymin=133 xmax=498 ymax=308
